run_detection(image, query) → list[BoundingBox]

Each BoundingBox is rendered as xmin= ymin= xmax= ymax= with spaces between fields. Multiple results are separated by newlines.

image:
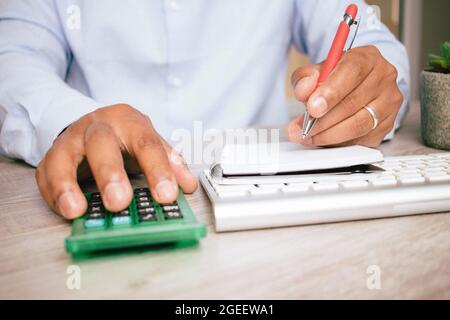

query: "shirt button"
xmin=167 ymin=75 xmax=182 ymax=87
xmin=167 ymin=0 xmax=181 ymax=11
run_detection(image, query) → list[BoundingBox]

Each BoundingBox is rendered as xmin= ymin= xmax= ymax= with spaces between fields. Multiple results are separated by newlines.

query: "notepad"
xmin=210 ymin=142 xmax=384 ymax=185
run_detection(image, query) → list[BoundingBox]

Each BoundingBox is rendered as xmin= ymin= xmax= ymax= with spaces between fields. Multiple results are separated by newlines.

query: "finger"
xmin=306 ymin=47 xmax=378 ymax=118
xmin=84 ymin=122 xmax=133 ymax=212
xmin=160 ymin=139 xmax=198 ymax=194
xmin=305 ymin=99 xmax=386 ymax=147
xmin=287 ymin=114 xmax=305 ymax=144
xmin=291 ymin=64 xmax=322 ymax=102
xmin=130 ymin=121 xmax=178 ymax=204
xmin=42 ymin=141 xmax=87 ymax=219
xmin=306 ymin=67 xmax=386 ymax=137
xmin=36 ymin=159 xmax=56 ymax=212
xmin=351 ymin=113 xmax=397 ymax=148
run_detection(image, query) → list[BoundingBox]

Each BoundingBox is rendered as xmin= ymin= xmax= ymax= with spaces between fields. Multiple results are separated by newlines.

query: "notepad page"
xmin=219 ymin=142 xmax=383 ymax=176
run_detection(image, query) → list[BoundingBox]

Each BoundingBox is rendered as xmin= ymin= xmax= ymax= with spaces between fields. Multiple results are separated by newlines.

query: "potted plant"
xmin=420 ymin=41 xmax=450 ymax=150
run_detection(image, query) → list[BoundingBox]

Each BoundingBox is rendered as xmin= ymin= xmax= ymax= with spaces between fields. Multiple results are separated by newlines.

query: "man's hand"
xmin=35 ymin=104 xmax=197 ymax=219
xmin=288 ymin=45 xmax=404 ymax=148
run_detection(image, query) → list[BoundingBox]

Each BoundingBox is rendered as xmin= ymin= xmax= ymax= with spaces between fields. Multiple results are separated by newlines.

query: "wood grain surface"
xmin=0 ymin=102 xmax=449 ymax=299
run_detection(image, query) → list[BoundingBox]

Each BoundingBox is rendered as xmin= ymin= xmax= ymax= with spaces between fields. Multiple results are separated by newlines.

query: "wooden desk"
xmin=1 ymin=102 xmax=449 ymax=299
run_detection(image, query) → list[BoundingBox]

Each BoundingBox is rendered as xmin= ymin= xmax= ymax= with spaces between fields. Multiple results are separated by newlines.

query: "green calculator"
xmin=66 ymin=187 xmax=207 ymax=257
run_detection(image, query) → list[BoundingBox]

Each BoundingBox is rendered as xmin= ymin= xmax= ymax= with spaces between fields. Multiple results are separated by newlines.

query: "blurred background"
xmin=286 ymin=0 xmax=450 ymax=102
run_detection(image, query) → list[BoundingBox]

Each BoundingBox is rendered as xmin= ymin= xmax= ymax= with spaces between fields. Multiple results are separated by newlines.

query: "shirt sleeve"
xmin=0 ymin=0 xmax=100 ymax=167
xmin=292 ymin=0 xmax=410 ymax=140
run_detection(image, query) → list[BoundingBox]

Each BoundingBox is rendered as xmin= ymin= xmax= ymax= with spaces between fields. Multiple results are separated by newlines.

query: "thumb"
xmin=291 ymin=63 xmax=322 ymax=102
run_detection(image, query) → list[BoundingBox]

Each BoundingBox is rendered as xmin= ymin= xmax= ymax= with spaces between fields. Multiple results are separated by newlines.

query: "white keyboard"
xmin=200 ymin=153 xmax=450 ymax=232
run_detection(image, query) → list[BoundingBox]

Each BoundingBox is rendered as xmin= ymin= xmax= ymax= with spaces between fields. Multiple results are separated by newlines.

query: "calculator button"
xmin=137 ymin=201 xmax=152 ymax=208
xmin=139 ymin=213 xmax=157 ymax=222
xmin=116 ymin=209 xmax=130 ymax=216
xmin=87 ymin=212 xmax=105 ymax=219
xmin=89 ymin=205 xmax=104 ymax=213
xmin=163 ymin=205 xmax=179 ymax=211
xmin=138 ymin=207 xmax=155 ymax=214
xmin=137 ymin=196 xmax=151 ymax=202
xmin=135 ymin=191 xmax=149 ymax=197
xmin=90 ymin=200 xmax=102 ymax=206
xmin=164 ymin=210 xmax=183 ymax=220
xmin=90 ymin=192 xmax=101 ymax=200
xmin=111 ymin=216 xmax=132 ymax=226
xmin=84 ymin=218 xmax=106 ymax=228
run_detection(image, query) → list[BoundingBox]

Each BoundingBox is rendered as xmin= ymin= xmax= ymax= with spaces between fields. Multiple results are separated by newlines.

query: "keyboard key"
xmin=427 ymin=175 xmax=450 ymax=183
xmin=312 ymin=182 xmax=339 ymax=192
xmin=281 ymin=185 xmax=310 ymax=194
xmin=250 ymin=187 xmax=279 ymax=195
xmin=400 ymin=176 xmax=426 ymax=185
xmin=423 ymin=167 xmax=447 ymax=173
xmin=432 ymin=153 xmax=450 ymax=160
xmin=396 ymin=169 xmax=420 ymax=175
xmin=424 ymin=171 xmax=447 ymax=177
xmin=396 ymin=173 xmax=424 ymax=180
xmin=340 ymin=180 xmax=369 ymax=189
xmin=218 ymin=190 xmax=248 ymax=198
xmin=256 ymin=183 xmax=286 ymax=189
xmin=214 ymin=184 xmax=254 ymax=193
xmin=402 ymin=160 xmax=424 ymax=166
xmin=425 ymin=160 xmax=448 ymax=166
xmin=371 ymin=178 xmax=398 ymax=187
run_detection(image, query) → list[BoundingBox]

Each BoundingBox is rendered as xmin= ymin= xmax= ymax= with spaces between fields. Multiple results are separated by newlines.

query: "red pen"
xmin=302 ymin=4 xmax=359 ymax=138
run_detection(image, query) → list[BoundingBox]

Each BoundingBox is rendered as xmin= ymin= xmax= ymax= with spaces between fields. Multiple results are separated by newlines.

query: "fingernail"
xmin=155 ymin=179 xmax=178 ymax=201
xmin=57 ymin=191 xmax=78 ymax=218
xmin=295 ymin=77 xmax=312 ymax=91
xmin=310 ymin=96 xmax=328 ymax=115
xmin=103 ymin=181 xmax=128 ymax=207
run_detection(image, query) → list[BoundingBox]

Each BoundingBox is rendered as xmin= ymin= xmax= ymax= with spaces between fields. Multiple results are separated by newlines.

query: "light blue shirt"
xmin=0 ymin=0 xmax=409 ymax=166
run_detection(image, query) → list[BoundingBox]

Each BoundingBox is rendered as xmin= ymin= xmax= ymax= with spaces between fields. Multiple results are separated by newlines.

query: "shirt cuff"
xmin=35 ymin=89 xmax=101 ymax=159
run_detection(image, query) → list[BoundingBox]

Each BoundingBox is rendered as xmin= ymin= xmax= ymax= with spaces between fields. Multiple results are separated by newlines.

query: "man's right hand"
xmin=35 ymin=104 xmax=198 ymax=219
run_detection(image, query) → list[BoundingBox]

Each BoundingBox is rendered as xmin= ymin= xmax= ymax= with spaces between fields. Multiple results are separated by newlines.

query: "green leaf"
xmin=428 ymin=53 xmax=443 ymax=60
xmin=441 ymin=41 xmax=450 ymax=59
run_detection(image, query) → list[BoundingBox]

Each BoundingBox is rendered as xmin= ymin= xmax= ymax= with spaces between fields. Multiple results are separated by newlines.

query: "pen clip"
xmin=345 ymin=17 xmax=361 ymax=52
